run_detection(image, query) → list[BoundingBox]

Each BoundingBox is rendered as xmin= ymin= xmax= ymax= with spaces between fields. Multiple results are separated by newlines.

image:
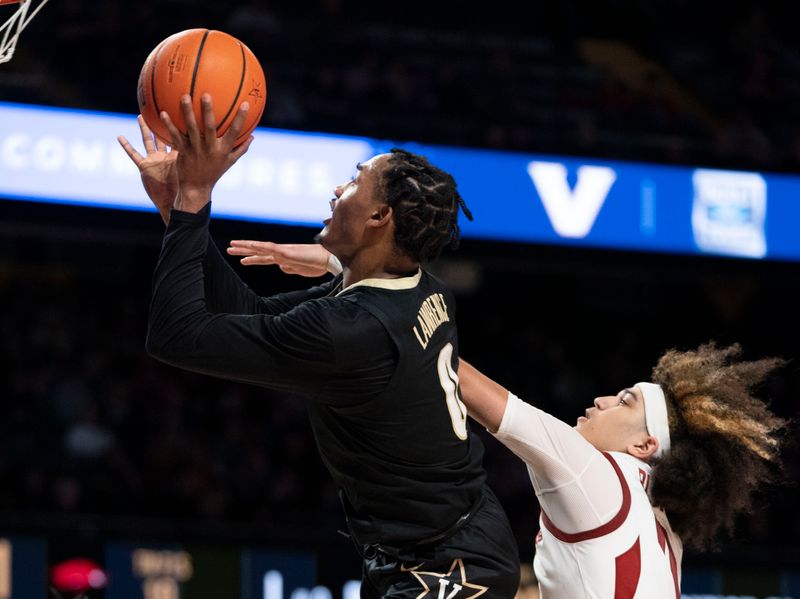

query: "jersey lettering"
xmin=638 ymin=468 xmax=650 ymax=492
xmin=413 ymin=293 xmax=451 ymax=349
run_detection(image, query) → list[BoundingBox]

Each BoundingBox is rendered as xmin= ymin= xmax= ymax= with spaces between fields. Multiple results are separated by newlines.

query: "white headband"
xmin=635 ymin=382 xmax=671 ymax=458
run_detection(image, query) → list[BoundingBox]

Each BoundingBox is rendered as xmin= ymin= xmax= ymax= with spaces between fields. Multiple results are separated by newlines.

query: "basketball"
xmin=137 ymin=29 xmax=266 ymax=147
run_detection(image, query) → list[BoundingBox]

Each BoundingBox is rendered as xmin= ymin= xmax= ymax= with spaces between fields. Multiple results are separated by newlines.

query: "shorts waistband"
xmin=365 ymin=491 xmax=486 ymax=560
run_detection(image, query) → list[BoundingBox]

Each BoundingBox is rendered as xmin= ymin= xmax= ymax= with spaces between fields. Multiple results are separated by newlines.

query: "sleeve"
xmin=146 ymin=207 xmax=346 ymax=396
xmin=493 ymin=393 xmax=624 ymax=535
xmin=202 ymin=224 xmax=339 ymax=316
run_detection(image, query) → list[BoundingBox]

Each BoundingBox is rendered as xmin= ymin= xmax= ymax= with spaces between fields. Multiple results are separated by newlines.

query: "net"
xmin=1 ymin=0 xmax=49 ymax=64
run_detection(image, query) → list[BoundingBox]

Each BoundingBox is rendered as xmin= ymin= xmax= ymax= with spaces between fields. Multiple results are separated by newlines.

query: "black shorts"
xmin=359 ymin=487 xmax=520 ymax=599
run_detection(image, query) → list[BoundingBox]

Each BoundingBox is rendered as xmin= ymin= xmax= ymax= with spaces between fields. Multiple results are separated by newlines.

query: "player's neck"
xmin=341 ymin=252 xmax=419 ymax=288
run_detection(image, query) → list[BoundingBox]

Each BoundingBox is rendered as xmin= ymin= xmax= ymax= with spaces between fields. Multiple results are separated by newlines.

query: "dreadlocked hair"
xmin=380 ymin=148 xmax=473 ymax=263
xmin=649 ymin=342 xmax=787 ymax=549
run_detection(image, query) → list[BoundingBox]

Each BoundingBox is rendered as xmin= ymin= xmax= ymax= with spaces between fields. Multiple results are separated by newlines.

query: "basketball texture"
xmin=137 ymin=29 xmax=266 ymax=146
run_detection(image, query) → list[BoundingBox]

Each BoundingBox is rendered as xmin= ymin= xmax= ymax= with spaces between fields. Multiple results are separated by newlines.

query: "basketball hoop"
xmin=0 ymin=0 xmax=49 ymax=64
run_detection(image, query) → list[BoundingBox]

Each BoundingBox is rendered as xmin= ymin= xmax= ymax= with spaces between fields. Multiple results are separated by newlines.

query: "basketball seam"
xmin=217 ymin=43 xmax=248 ymax=133
xmin=189 ymin=29 xmax=211 ymax=98
xmin=150 ymin=44 xmax=162 ymax=117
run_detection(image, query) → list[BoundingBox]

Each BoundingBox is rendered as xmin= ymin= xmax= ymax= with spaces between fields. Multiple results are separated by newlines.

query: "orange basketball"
xmin=137 ymin=29 xmax=266 ymax=147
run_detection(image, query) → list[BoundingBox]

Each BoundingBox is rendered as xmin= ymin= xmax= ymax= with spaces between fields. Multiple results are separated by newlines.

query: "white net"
xmin=0 ymin=0 xmax=49 ymax=64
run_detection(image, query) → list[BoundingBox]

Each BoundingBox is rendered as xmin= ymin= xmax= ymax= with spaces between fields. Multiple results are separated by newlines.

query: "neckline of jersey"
xmin=336 ymin=268 xmax=422 ymax=296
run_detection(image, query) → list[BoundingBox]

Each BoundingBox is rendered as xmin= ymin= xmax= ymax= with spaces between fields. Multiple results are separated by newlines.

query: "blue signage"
xmin=103 ymin=542 xmax=361 ymax=599
xmin=243 ymin=549 xmax=360 ymax=599
xmin=1 ymin=101 xmax=799 ymax=261
xmin=0 ymin=536 xmax=47 ymax=599
xmin=105 ymin=542 xmax=193 ymax=599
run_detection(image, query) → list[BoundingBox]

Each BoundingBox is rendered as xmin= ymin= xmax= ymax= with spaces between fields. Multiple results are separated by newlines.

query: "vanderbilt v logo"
xmin=527 ymin=161 xmax=617 ymax=238
xmin=405 ymin=559 xmax=488 ymax=599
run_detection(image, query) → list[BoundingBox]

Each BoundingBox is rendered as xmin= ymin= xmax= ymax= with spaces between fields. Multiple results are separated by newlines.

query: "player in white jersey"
xmin=211 ymin=243 xmax=787 ymax=599
xmin=458 ymin=374 xmax=682 ymax=599
xmin=457 ymin=345 xmax=785 ymax=599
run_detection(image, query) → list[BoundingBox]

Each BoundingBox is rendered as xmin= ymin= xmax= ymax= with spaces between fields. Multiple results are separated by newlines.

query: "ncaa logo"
xmin=691 ymin=169 xmax=767 ymax=258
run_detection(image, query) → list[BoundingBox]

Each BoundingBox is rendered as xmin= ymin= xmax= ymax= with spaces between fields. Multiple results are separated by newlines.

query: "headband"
xmin=635 ymin=382 xmax=671 ymax=458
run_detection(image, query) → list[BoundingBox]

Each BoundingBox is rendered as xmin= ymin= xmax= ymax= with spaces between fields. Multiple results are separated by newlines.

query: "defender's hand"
xmin=227 ymin=241 xmax=336 ymax=277
xmin=117 ymin=115 xmax=179 ymax=225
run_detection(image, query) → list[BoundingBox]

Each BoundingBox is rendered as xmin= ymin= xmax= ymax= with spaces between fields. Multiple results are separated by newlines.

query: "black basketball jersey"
xmin=147 ymin=211 xmax=487 ymax=547
xmin=308 ymin=271 xmax=487 ymax=546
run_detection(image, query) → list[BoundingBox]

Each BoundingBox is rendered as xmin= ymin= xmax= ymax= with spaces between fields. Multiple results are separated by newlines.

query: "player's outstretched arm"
xmin=227 ymin=241 xmax=340 ymax=277
xmin=117 ymin=115 xmax=179 ymax=225
xmin=457 ymin=359 xmax=510 ymax=432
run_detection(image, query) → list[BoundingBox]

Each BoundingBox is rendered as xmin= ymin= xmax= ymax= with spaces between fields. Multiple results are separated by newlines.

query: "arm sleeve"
xmin=202 ymin=236 xmax=261 ymax=314
xmin=146 ymin=208 xmax=344 ymax=395
xmin=493 ymin=393 xmax=624 ymax=534
xmin=202 ymin=221 xmax=339 ymax=316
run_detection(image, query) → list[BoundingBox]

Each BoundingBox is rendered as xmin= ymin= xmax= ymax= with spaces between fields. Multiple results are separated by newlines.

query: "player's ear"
xmin=627 ymin=435 xmax=659 ymax=461
xmin=367 ymin=204 xmax=392 ymax=227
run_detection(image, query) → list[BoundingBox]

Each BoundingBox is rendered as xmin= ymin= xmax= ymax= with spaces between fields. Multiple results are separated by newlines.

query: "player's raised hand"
xmin=227 ymin=241 xmax=336 ymax=277
xmin=160 ymin=93 xmax=254 ymax=213
xmin=117 ymin=115 xmax=179 ymax=224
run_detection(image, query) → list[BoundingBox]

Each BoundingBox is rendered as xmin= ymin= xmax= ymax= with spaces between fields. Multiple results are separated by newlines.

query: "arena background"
xmin=1 ymin=1 xmax=799 ymax=597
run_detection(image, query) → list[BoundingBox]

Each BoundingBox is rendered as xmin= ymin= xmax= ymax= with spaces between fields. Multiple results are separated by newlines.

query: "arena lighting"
xmin=1 ymin=101 xmax=800 ymax=261
xmin=50 ymin=558 xmax=107 ymax=594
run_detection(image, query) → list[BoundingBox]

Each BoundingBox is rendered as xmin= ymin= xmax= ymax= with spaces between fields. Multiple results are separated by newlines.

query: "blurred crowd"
xmin=0 ymin=273 xmax=335 ymax=528
xmin=2 ymin=0 xmax=800 ymax=171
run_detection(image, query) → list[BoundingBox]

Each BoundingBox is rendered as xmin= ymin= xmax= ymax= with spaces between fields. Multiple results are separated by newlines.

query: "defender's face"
xmin=575 ymin=386 xmax=649 ymax=452
xmin=317 ymin=154 xmax=390 ymax=259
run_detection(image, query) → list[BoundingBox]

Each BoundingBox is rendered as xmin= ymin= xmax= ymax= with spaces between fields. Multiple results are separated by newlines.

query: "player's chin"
xmin=315 ymin=228 xmax=331 ymax=248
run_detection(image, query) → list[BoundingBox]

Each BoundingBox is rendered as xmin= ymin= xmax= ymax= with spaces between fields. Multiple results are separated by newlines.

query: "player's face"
xmin=575 ymin=386 xmax=650 ymax=453
xmin=317 ymin=154 xmax=390 ymax=259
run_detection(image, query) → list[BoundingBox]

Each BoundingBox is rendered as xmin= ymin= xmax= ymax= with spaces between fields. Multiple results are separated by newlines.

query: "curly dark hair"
xmin=649 ymin=343 xmax=787 ymax=549
xmin=379 ymin=148 xmax=473 ymax=263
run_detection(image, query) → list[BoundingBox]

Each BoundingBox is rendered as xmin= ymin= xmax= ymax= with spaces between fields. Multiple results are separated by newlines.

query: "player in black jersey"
xmin=118 ymin=95 xmax=519 ymax=598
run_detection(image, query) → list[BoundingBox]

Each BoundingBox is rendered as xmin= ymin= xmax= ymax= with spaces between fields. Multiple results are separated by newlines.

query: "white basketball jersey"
xmin=492 ymin=394 xmax=683 ymax=599
xmin=533 ymin=451 xmax=682 ymax=599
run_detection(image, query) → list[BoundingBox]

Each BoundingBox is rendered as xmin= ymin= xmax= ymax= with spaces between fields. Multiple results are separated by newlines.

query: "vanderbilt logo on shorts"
xmin=403 ymin=558 xmax=488 ymax=599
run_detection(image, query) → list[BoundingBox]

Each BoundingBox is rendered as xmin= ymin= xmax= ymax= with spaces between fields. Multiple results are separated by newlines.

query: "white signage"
xmin=527 ymin=161 xmax=617 ymax=238
xmin=691 ymin=169 xmax=767 ymax=258
xmin=0 ymin=103 xmax=373 ymax=226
